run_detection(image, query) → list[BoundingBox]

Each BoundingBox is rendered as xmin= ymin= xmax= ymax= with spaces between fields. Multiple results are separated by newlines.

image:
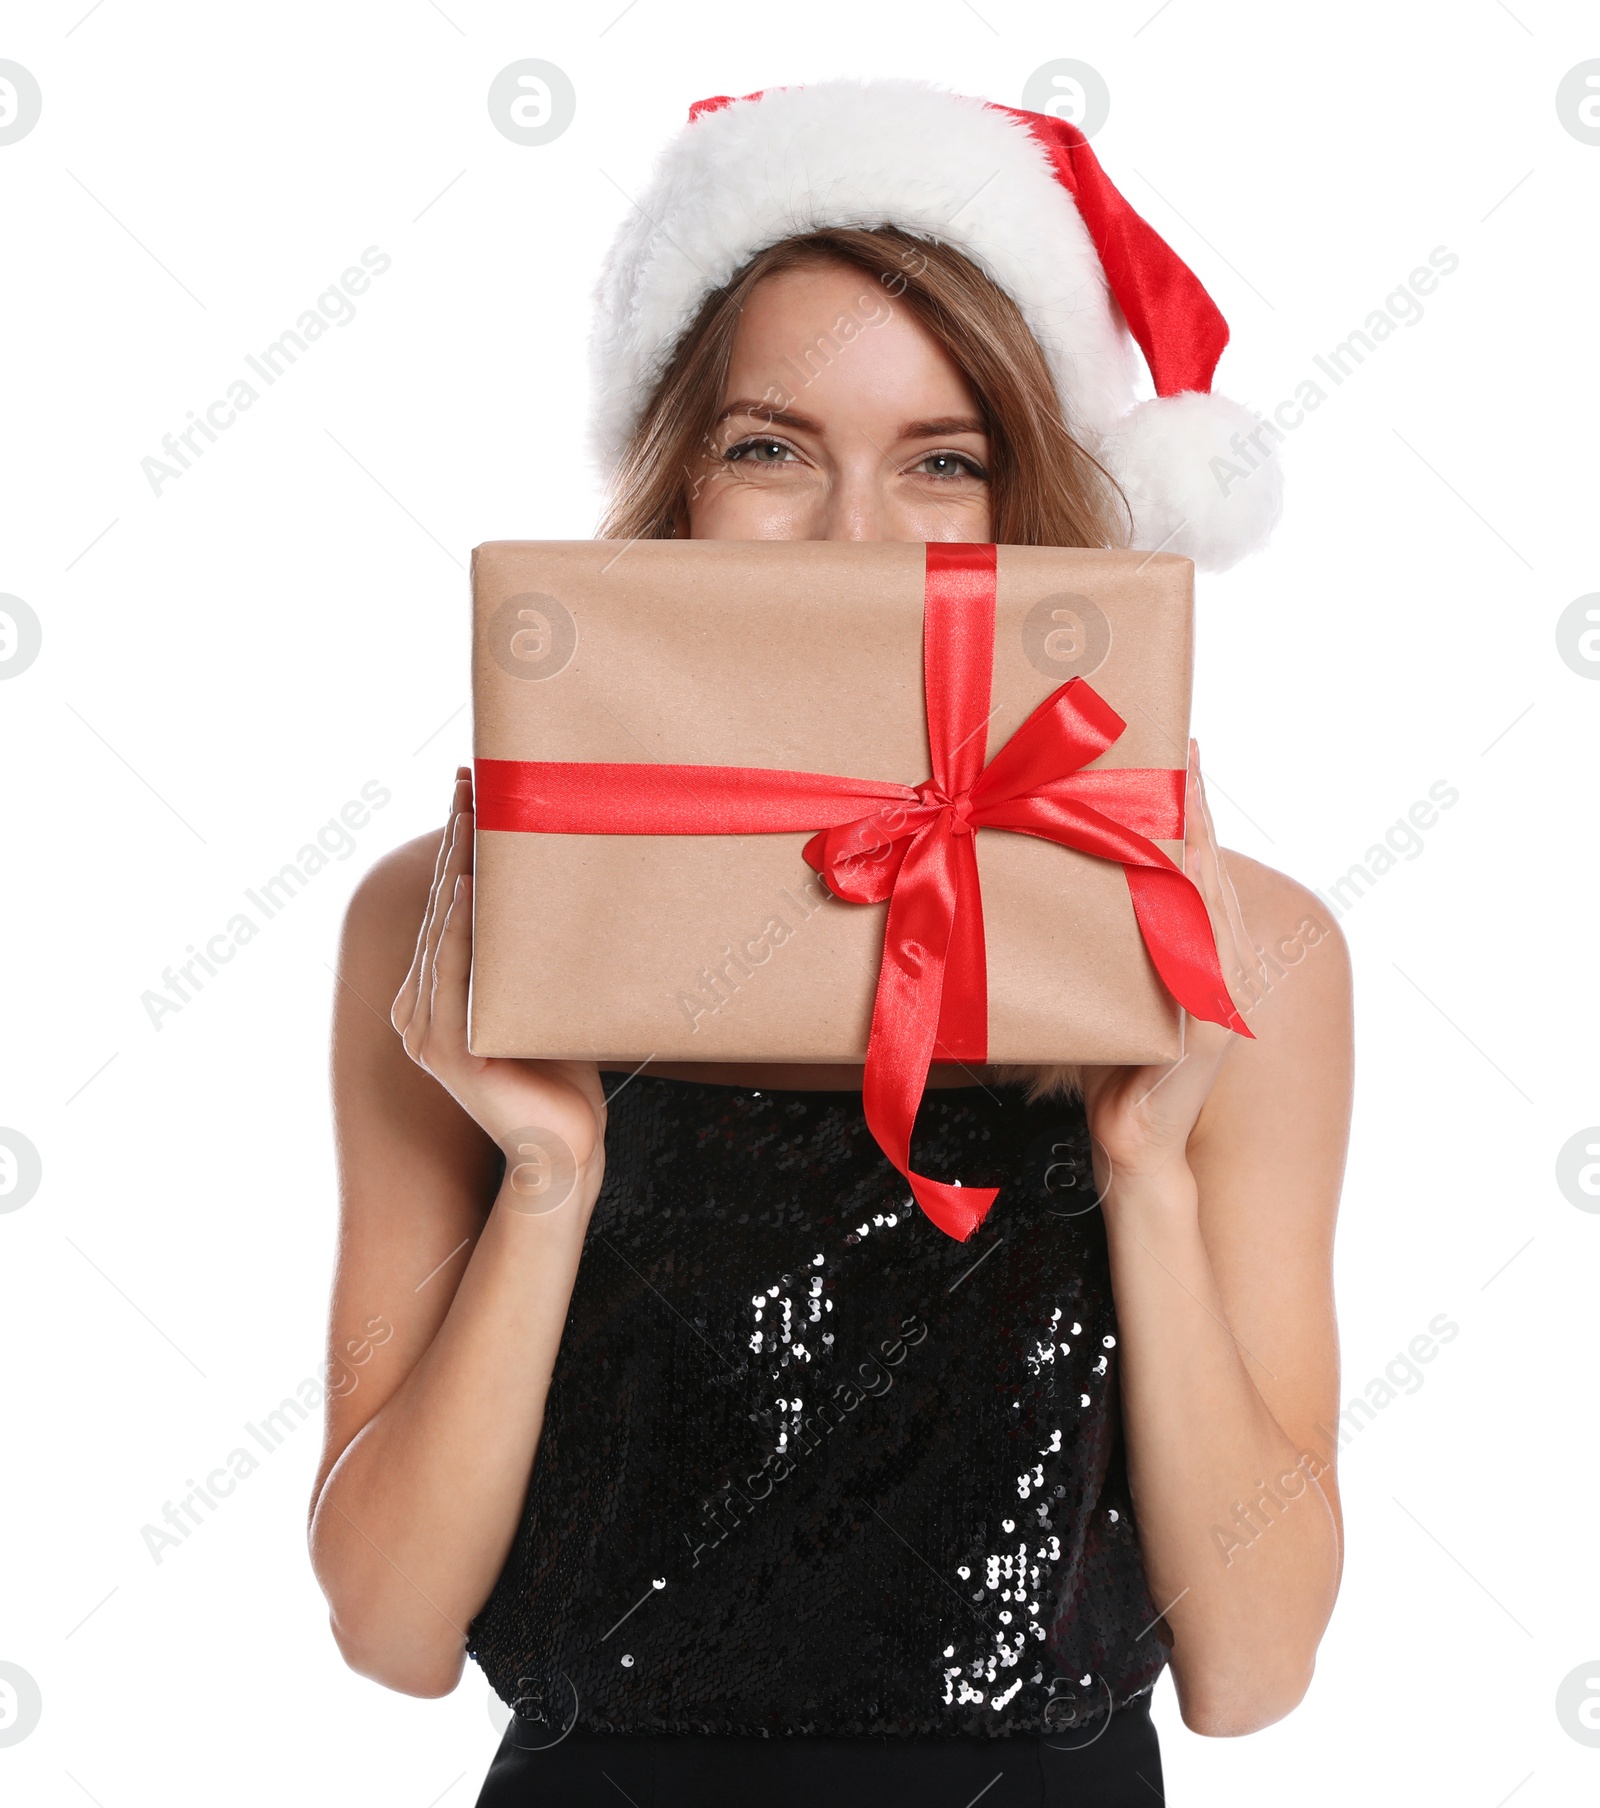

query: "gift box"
xmin=469 ymin=539 xmax=1243 ymax=1237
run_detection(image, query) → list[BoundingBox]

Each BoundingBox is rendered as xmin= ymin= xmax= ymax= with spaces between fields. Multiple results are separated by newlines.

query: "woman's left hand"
xmin=1077 ymin=739 xmax=1265 ymax=1185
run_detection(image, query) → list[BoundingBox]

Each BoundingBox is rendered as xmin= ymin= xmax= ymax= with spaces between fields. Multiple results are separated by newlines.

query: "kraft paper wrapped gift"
xmin=468 ymin=539 xmax=1235 ymax=1074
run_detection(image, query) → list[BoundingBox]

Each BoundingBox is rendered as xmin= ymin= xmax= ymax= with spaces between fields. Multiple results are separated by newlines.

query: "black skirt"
xmin=475 ymin=1695 xmax=1164 ymax=1806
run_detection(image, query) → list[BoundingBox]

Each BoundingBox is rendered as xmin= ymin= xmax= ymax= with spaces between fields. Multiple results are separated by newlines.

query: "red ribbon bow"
xmin=476 ymin=543 xmax=1248 ymax=1242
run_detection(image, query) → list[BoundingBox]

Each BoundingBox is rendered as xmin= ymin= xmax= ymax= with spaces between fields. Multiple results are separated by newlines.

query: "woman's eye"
xmin=913 ymin=451 xmax=986 ymax=481
xmin=726 ymin=438 xmax=796 ymax=465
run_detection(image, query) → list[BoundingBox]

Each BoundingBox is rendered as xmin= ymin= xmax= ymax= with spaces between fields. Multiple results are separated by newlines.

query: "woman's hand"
xmin=392 ymin=767 xmax=607 ymax=1216
xmin=1077 ymin=740 xmax=1265 ymax=1186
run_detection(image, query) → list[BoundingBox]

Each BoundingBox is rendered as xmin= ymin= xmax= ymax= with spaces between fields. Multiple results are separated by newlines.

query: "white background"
xmin=2 ymin=2 xmax=1597 ymax=1803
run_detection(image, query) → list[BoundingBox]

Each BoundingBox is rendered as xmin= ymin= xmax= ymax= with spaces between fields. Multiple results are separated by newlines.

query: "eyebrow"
xmin=899 ymin=415 xmax=987 ymax=440
xmin=713 ymin=400 xmax=821 ymax=433
xmin=713 ymin=400 xmax=988 ymax=441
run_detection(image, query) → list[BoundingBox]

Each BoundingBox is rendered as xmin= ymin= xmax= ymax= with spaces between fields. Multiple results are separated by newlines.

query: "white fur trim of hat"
xmin=588 ymin=78 xmax=1282 ymax=572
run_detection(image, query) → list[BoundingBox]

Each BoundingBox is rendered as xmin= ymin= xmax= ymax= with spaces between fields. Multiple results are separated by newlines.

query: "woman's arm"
xmin=1084 ymin=754 xmax=1353 ymax=1737
xmin=308 ymin=773 xmax=606 ymax=1697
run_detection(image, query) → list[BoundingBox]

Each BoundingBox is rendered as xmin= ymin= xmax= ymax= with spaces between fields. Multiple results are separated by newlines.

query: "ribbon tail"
xmin=1124 ymin=866 xmax=1253 ymax=1038
xmin=932 ymin=833 xmax=986 ymax=1063
xmin=907 ymin=1166 xmax=998 ymax=1244
xmin=973 ymin=791 xmax=1251 ymax=1043
xmin=862 ymin=824 xmax=998 ymax=1242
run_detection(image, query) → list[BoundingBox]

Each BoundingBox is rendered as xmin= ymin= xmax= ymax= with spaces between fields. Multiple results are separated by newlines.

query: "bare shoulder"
xmin=1221 ymin=849 xmax=1344 ymax=949
xmin=333 ymin=827 xmax=447 ymax=1084
xmin=345 ymin=830 xmax=441 ymax=956
xmin=1193 ymin=851 xmax=1355 ymax=1158
xmin=332 ymin=819 xmax=496 ymax=1174
xmin=335 ymin=827 xmax=450 ymax=1020
xmin=1220 ymin=848 xmax=1352 ymax=1026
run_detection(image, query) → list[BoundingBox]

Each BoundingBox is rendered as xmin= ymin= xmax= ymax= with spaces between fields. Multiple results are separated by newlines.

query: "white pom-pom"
xmin=1098 ymin=391 xmax=1283 ymax=573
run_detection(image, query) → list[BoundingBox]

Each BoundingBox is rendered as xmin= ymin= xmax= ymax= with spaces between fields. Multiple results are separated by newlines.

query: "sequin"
xmin=467 ymin=1074 xmax=1164 ymax=1738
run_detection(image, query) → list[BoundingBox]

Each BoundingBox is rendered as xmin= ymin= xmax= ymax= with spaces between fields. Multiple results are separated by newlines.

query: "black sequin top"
xmin=467 ymin=1073 xmax=1167 ymax=1739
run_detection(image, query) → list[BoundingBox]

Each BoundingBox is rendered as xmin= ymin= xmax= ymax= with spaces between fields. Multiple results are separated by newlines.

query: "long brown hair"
xmin=600 ymin=227 xmax=1118 ymax=1100
xmin=598 ymin=225 xmax=1131 ymax=552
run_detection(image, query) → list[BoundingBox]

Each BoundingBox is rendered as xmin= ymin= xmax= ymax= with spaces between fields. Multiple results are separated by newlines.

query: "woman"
xmin=310 ymin=81 xmax=1352 ymax=1806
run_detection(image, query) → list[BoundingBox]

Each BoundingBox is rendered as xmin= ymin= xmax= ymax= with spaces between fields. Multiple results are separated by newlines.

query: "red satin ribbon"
xmin=476 ymin=543 xmax=1249 ymax=1241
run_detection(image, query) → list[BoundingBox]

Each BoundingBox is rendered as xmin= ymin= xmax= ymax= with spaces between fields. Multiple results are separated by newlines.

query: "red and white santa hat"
xmin=588 ymin=79 xmax=1281 ymax=571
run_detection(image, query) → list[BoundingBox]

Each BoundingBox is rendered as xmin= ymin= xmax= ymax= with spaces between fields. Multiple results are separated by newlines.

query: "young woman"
xmin=310 ymin=82 xmax=1352 ymax=1807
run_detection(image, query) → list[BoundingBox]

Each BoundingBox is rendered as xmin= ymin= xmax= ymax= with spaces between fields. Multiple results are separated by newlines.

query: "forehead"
xmin=722 ymin=260 xmax=979 ymax=416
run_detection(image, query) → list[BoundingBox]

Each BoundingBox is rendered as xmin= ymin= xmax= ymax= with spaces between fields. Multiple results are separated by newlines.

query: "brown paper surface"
xmin=468 ymin=540 xmax=1195 ymax=1064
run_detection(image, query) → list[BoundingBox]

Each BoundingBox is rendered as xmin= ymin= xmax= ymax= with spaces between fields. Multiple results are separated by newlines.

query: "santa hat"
xmin=588 ymin=79 xmax=1281 ymax=571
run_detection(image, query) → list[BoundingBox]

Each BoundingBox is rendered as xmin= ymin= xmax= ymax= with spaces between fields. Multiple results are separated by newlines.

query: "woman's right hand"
xmin=392 ymin=767 xmax=607 ymax=1219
